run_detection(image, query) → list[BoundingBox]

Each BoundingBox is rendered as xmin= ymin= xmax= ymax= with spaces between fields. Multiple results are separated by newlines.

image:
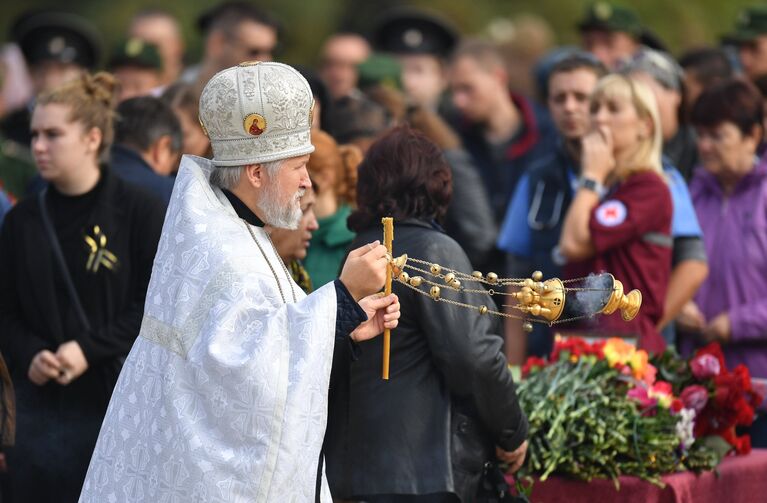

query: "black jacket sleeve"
xmin=76 ymin=193 xmax=165 ymax=364
xmin=417 ymin=235 xmax=528 ymax=451
xmin=0 ymin=209 xmax=51 ymax=374
xmin=416 ymin=239 xmax=528 ymax=451
xmin=333 ymin=279 xmax=365 ymax=361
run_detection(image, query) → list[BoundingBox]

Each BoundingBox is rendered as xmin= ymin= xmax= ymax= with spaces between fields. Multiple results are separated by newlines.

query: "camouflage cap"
xmin=108 ymin=38 xmax=162 ymax=71
xmin=577 ymin=2 xmax=643 ymax=37
xmin=356 ymin=54 xmax=402 ymax=91
xmin=723 ymin=6 xmax=767 ymax=45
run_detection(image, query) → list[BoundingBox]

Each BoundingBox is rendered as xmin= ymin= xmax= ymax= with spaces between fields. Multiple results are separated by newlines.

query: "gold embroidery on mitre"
xmin=238 ymin=60 xmax=262 ymax=67
xmin=243 ymin=113 xmax=267 ymax=136
xmin=84 ymin=225 xmax=119 ymax=273
xmin=308 ymin=100 xmax=316 ymax=127
xmin=198 ymin=115 xmax=209 ymax=137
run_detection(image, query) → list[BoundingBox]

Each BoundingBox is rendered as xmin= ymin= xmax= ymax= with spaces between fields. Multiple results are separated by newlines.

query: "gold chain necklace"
xmin=244 ymin=220 xmax=297 ymax=304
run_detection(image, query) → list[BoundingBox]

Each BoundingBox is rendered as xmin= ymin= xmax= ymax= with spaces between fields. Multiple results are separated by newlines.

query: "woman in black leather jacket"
xmin=324 ymin=126 xmax=528 ymax=502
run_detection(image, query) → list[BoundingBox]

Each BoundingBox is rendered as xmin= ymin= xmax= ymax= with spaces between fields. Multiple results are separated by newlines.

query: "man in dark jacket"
xmin=111 ymin=96 xmax=181 ymax=206
xmin=448 ymin=39 xmax=557 ymax=274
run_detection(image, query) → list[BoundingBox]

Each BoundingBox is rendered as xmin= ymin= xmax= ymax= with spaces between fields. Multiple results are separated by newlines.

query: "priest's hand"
xmin=55 ymin=340 xmax=89 ymax=385
xmin=340 ymin=241 xmax=390 ymax=301
xmin=497 ymin=440 xmax=528 ymax=474
xmin=350 ymin=293 xmax=400 ymax=342
xmin=28 ymin=349 xmax=62 ymax=386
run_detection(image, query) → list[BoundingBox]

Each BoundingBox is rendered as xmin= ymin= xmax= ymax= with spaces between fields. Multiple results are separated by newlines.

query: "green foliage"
xmin=516 ymin=357 xmax=718 ymax=487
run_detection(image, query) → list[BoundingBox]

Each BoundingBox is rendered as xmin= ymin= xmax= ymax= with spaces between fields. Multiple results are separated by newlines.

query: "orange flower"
xmin=603 ymin=338 xmax=635 ymax=367
xmin=642 ymin=363 xmax=658 ymax=386
xmin=630 ymin=349 xmax=649 ymax=380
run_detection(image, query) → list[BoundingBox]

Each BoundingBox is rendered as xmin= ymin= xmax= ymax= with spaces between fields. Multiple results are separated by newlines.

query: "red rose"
xmin=681 ymin=385 xmax=709 ymax=414
xmin=691 ymin=353 xmax=721 ymax=380
xmin=693 ymin=344 xmax=726 ymax=372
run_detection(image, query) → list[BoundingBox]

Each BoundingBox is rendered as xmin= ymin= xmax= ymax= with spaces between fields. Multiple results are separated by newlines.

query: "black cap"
xmin=11 ymin=11 xmax=102 ymax=69
xmin=371 ymin=7 xmax=459 ymax=58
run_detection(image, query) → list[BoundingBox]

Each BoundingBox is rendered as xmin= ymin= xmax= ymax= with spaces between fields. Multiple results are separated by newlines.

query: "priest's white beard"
xmin=258 ymin=178 xmax=304 ymax=230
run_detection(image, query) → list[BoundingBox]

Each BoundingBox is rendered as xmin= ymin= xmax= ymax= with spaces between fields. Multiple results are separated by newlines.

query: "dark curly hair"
xmin=348 ymin=126 xmax=452 ymax=232
xmin=691 ymin=78 xmax=763 ymax=137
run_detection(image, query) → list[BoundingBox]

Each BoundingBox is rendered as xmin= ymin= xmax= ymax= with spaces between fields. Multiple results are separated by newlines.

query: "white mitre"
xmin=199 ymin=61 xmax=315 ymax=166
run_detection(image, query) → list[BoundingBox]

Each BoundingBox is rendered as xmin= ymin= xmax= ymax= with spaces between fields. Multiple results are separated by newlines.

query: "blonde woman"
xmin=559 ymin=75 xmax=672 ymax=353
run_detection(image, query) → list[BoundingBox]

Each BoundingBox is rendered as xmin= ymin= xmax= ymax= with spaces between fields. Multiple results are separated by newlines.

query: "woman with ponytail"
xmin=558 ymin=75 xmax=672 ymax=353
xmin=304 ymin=129 xmax=363 ymax=287
xmin=0 ymin=72 xmax=165 ymax=501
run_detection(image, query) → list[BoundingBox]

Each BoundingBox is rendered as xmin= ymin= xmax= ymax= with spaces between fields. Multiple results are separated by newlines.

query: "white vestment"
xmin=80 ymin=155 xmax=339 ymax=502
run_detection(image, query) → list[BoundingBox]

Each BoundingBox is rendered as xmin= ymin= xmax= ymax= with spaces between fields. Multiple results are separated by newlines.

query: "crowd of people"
xmin=0 ymin=1 xmax=766 ymax=501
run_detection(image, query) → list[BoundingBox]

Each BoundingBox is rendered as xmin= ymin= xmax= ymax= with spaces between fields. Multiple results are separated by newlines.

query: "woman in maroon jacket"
xmin=559 ymin=74 xmax=673 ymax=354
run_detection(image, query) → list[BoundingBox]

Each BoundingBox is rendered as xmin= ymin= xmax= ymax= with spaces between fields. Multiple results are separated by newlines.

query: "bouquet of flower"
xmin=516 ymin=337 xmax=761 ymax=487
xmin=652 ymin=343 xmax=763 ymax=456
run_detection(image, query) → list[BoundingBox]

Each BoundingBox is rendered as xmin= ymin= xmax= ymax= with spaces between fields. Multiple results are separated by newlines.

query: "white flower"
xmin=676 ymin=408 xmax=696 ymax=450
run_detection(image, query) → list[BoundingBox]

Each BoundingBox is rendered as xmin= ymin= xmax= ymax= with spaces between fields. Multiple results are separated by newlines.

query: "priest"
xmin=79 ymin=61 xmax=400 ymax=502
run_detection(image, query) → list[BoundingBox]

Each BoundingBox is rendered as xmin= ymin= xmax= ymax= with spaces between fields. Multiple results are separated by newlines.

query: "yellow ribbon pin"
xmin=84 ymin=225 xmax=119 ymax=273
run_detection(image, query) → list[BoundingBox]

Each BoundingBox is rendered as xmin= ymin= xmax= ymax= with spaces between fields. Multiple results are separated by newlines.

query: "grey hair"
xmin=209 ymin=159 xmax=284 ymax=190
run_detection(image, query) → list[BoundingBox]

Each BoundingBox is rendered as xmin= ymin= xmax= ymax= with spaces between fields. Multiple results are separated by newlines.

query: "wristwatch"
xmin=578 ymin=176 xmax=607 ymax=198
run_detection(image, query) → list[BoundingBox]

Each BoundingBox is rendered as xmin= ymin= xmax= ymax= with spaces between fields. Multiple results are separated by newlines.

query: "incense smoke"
xmin=567 ymin=273 xmax=613 ymax=317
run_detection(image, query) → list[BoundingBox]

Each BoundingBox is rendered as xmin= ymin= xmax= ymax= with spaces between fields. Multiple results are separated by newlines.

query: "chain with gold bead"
xmin=392 ymin=256 xmax=611 ymax=329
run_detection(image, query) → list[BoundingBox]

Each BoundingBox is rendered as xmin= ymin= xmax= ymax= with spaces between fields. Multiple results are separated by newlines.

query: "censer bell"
xmin=600 ymin=276 xmax=642 ymax=321
xmin=390 ymin=254 xmax=408 ymax=277
xmin=509 ymin=272 xmax=641 ymax=324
